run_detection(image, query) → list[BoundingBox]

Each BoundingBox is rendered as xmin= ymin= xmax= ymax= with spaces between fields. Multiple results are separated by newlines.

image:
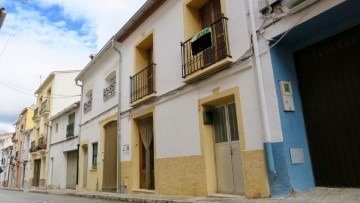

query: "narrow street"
xmin=0 ymin=187 xmax=359 ymax=203
xmin=0 ymin=190 xmax=124 ymax=203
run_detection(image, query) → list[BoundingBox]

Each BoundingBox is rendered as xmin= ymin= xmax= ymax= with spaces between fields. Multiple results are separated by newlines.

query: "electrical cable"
xmin=267 ymin=0 xmax=322 ymax=49
xmin=0 ymin=0 xmax=27 ymax=58
xmin=0 ymin=77 xmax=80 ymax=98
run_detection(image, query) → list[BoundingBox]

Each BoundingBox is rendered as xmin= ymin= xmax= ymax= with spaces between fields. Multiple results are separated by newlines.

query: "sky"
xmin=0 ymin=0 xmax=146 ymax=133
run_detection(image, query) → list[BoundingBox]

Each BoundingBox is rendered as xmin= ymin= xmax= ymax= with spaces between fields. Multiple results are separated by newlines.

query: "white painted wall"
xmin=51 ymin=72 xmax=81 ymax=117
xmin=81 ymin=50 xmax=118 ymax=123
xmin=79 ymin=108 xmax=117 ymax=168
xmin=118 ymin=0 xmax=252 ymax=112
xmin=47 ymin=106 xmax=80 ymax=189
xmin=50 ymin=107 xmax=80 ymax=144
xmin=115 ymin=0 xmax=266 ymax=160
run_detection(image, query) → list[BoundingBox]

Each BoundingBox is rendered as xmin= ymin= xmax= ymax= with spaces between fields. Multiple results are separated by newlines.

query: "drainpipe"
xmin=248 ymin=0 xmax=276 ymax=175
xmin=75 ymin=81 xmax=83 ymax=189
xmin=112 ymin=38 xmax=123 ymax=193
xmin=45 ymin=122 xmax=52 ymax=188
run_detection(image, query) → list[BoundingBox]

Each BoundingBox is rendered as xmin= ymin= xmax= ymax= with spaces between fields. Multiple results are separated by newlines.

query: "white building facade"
xmin=116 ymin=0 xmax=270 ymax=197
xmin=30 ymin=70 xmax=81 ymax=189
xmin=75 ymin=44 xmax=119 ymax=192
xmin=0 ymin=133 xmax=13 ymax=188
xmin=46 ymin=102 xmax=80 ymax=190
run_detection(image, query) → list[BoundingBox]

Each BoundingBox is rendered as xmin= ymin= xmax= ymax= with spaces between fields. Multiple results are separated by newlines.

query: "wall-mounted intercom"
xmin=279 ymin=80 xmax=295 ymax=112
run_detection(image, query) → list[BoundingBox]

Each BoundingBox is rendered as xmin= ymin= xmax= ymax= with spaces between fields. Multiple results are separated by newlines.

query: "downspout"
xmin=45 ymin=122 xmax=52 ymax=188
xmin=75 ymin=80 xmax=83 ymax=189
xmin=112 ymin=38 xmax=123 ymax=193
xmin=248 ymin=0 xmax=276 ymax=175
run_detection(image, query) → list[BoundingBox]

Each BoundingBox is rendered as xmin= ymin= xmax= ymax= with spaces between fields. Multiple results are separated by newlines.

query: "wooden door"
xmin=83 ymin=147 xmax=88 ymax=187
xmin=33 ymin=159 xmax=41 ymax=187
xmin=295 ymin=25 xmax=360 ymax=187
xmin=140 ymin=139 xmax=154 ymax=189
xmin=102 ymin=121 xmax=117 ymax=191
xmin=200 ymin=0 xmax=222 ymax=66
xmin=66 ymin=151 xmax=77 ymax=189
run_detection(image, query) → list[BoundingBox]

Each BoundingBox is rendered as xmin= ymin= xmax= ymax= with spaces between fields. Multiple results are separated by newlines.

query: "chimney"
xmin=89 ymin=54 xmax=96 ymax=60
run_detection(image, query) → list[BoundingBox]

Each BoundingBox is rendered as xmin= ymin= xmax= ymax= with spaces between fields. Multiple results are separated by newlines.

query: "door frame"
xmin=33 ymin=159 xmax=41 ymax=187
xmin=131 ymin=108 xmax=156 ymax=191
xmin=212 ymin=102 xmax=244 ymax=194
xmin=102 ymin=120 xmax=118 ymax=191
xmin=199 ymin=87 xmax=246 ymax=194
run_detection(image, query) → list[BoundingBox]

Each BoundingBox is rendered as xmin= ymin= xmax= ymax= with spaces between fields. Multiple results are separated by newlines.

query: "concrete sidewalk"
xmin=2 ymin=187 xmax=360 ymax=203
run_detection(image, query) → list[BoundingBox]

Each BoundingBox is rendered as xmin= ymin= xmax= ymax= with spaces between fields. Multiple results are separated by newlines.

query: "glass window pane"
xmin=228 ymin=103 xmax=239 ymax=141
xmin=92 ymin=143 xmax=98 ymax=166
xmin=213 ymin=106 xmax=227 ymax=143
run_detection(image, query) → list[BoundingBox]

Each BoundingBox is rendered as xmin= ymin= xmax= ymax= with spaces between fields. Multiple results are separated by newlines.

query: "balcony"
xmin=181 ymin=16 xmax=232 ymax=83
xmin=40 ymin=100 xmax=50 ymax=115
xmin=11 ymin=133 xmax=18 ymax=143
xmin=32 ymin=107 xmax=40 ymax=122
xmin=103 ymin=82 xmax=116 ymax=101
xmin=37 ymin=136 xmax=47 ymax=152
xmin=130 ymin=63 xmax=156 ymax=105
xmin=84 ymin=100 xmax=92 ymax=113
xmin=66 ymin=123 xmax=75 ymax=138
xmin=29 ymin=141 xmax=37 ymax=154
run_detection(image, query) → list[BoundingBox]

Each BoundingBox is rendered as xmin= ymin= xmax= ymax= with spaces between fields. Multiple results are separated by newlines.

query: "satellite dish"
xmin=30 ymin=104 xmax=36 ymax=110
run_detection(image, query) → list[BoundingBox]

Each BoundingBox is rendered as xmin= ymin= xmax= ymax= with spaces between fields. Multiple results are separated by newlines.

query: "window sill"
xmin=183 ymin=57 xmax=233 ymax=83
xmin=90 ymin=168 xmax=97 ymax=172
xmin=130 ymin=93 xmax=157 ymax=107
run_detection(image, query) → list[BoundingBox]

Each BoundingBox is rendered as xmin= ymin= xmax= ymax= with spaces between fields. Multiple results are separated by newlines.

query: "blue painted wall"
xmin=270 ymin=44 xmax=315 ymax=192
xmin=267 ymin=0 xmax=360 ymax=195
xmin=264 ymin=142 xmax=292 ymax=197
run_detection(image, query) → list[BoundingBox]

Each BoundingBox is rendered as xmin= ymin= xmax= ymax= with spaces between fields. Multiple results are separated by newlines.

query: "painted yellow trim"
xmin=99 ymin=113 xmax=118 ymax=191
xmin=183 ymin=0 xmax=228 ymax=40
xmin=198 ymin=87 xmax=269 ymax=197
xmin=183 ymin=57 xmax=233 ymax=83
xmin=155 ymin=155 xmax=207 ymax=196
xmin=134 ymin=29 xmax=155 ymax=73
xmin=130 ymin=108 xmax=156 ymax=192
xmin=242 ymin=150 xmax=269 ymax=198
xmin=198 ymin=87 xmax=246 ymax=194
xmin=78 ymin=139 xmax=89 ymax=190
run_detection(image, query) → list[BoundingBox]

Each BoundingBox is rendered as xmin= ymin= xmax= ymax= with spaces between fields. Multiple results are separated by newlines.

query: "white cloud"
xmin=0 ymin=123 xmax=14 ymax=133
xmin=32 ymin=0 xmax=146 ymax=49
xmin=0 ymin=0 xmax=146 ymax=132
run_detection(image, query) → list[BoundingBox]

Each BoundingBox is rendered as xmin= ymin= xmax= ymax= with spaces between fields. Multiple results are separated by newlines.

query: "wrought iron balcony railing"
xmin=29 ymin=141 xmax=36 ymax=153
xmin=66 ymin=123 xmax=75 ymax=138
xmin=181 ymin=16 xmax=231 ymax=78
xmin=103 ymin=82 xmax=116 ymax=101
xmin=32 ymin=107 xmax=39 ymax=121
xmin=130 ymin=63 xmax=156 ymax=103
xmin=40 ymin=100 xmax=50 ymax=115
xmin=84 ymin=99 xmax=92 ymax=113
xmin=38 ymin=136 xmax=47 ymax=150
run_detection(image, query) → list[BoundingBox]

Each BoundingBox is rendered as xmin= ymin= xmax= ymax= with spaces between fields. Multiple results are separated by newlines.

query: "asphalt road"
xmin=0 ymin=189 xmax=124 ymax=203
